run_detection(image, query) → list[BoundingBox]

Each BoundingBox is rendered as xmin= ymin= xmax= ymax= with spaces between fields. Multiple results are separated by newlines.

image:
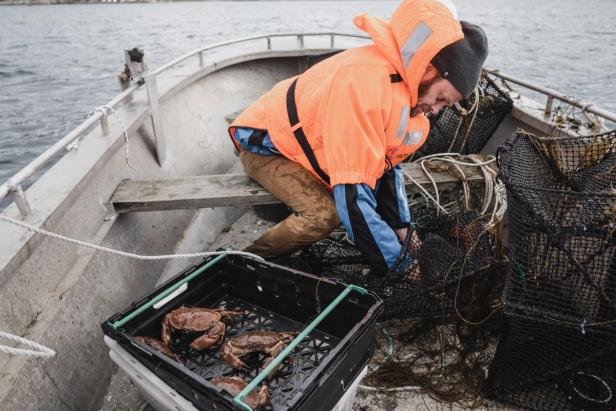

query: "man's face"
xmin=410 ymin=66 xmax=464 ymax=117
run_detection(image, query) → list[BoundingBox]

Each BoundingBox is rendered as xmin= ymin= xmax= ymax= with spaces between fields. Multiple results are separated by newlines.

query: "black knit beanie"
xmin=431 ymin=21 xmax=488 ymax=98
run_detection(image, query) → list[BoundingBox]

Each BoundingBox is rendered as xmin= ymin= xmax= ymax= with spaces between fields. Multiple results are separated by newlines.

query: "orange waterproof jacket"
xmin=229 ymin=0 xmax=463 ymax=189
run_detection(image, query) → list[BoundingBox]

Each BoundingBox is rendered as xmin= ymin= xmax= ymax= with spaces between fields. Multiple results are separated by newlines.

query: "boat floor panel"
xmin=100 ymin=209 xmax=513 ymax=411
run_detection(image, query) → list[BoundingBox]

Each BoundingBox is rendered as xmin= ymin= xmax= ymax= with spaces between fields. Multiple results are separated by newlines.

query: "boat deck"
xmin=99 ymin=209 xmax=514 ymax=411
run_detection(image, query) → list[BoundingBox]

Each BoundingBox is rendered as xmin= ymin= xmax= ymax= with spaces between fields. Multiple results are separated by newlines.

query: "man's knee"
xmin=301 ymin=203 xmax=339 ymax=239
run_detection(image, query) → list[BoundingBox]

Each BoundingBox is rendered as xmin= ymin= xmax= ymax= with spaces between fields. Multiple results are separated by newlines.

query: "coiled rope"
xmin=448 ymin=86 xmax=484 ymax=153
xmin=403 ymin=153 xmax=506 ymax=223
xmin=0 ymin=214 xmax=265 ymax=358
xmin=361 ymin=154 xmax=507 ymax=394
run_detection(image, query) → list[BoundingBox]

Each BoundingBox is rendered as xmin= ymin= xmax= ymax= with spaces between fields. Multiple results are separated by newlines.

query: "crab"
xmin=134 ymin=336 xmax=180 ymax=362
xmin=210 ymin=376 xmax=270 ymax=410
xmin=161 ymin=306 xmax=242 ymax=351
xmin=220 ymin=331 xmax=297 ymax=378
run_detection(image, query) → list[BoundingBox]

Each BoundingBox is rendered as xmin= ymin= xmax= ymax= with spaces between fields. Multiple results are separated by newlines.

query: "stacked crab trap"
xmin=486 ymin=130 xmax=616 ymax=411
xmin=282 ymin=207 xmax=496 ymax=321
xmin=413 ymin=73 xmax=513 ymax=160
xmin=102 ymin=253 xmax=383 ymax=410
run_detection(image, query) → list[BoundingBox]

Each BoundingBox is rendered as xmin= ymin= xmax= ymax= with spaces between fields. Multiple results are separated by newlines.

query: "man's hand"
xmin=395 ymin=227 xmax=408 ymax=243
xmin=395 ymin=228 xmax=422 ymax=283
xmin=396 ymin=227 xmax=422 ymax=251
xmin=409 ymin=230 xmax=422 ymax=254
xmin=404 ymin=260 xmax=422 ymax=283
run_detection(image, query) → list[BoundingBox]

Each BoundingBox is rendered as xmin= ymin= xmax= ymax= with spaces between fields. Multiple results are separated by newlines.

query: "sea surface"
xmin=0 ymin=0 xmax=615 ymax=197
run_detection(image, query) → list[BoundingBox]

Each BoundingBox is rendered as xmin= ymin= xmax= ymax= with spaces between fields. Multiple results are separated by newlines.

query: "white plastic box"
xmin=105 ymin=336 xmax=367 ymax=411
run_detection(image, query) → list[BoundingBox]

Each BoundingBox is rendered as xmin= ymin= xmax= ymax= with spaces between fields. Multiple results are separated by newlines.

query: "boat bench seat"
xmin=109 ymin=161 xmax=495 ymax=214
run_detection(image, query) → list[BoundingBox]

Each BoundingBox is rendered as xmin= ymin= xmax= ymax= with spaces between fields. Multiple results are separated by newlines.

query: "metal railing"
xmin=0 ymin=32 xmax=369 ymax=218
xmin=0 ymin=83 xmax=140 ymax=216
xmin=485 ymin=68 xmax=616 ymax=124
xmin=4 ymin=35 xmax=614 ymax=219
xmin=152 ymin=32 xmax=369 ymax=76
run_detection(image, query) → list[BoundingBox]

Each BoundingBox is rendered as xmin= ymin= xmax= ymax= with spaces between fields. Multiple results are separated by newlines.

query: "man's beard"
xmin=410 ymin=76 xmax=441 ymax=117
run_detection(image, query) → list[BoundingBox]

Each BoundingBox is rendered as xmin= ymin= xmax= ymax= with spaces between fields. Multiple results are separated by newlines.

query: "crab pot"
xmin=498 ymin=131 xmax=616 ymax=333
xmin=281 ymin=210 xmax=495 ymax=321
xmin=412 ymin=73 xmax=513 ymax=159
xmin=102 ymin=254 xmax=383 ymax=411
xmin=485 ymin=318 xmax=616 ymax=411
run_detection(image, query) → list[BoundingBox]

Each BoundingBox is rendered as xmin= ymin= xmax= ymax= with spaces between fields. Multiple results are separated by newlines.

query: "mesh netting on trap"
xmin=363 ymin=304 xmax=505 ymax=409
xmin=282 ymin=209 xmax=495 ymax=321
xmin=412 ymin=73 xmax=512 ymax=160
xmin=486 ymin=317 xmax=616 ymax=411
xmin=498 ymin=130 xmax=616 ymax=333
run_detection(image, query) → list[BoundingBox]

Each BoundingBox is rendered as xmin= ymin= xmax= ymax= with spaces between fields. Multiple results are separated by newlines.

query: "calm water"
xmin=1 ymin=0 xmax=615 ymax=190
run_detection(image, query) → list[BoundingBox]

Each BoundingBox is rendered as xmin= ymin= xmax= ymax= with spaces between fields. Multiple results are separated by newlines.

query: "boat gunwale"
xmin=485 ymin=68 xmax=616 ymax=124
xmin=0 ymin=44 xmax=338 ymax=409
xmin=0 ymin=38 xmax=369 ymax=292
xmin=0 ymin=32 xmax=371 ymax=216
xmin=4 ymin=32 xmax=616 ymax=219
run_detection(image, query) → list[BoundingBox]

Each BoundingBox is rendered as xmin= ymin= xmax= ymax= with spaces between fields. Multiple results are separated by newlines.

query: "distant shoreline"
xmin=0 ymin=0 xmax=328 ymax=4
xmin=0 ymin=0 xmax=166 ymax=4
xmin=0 ymin=0 xmax=215 ymax=4
xmin=0 ymin=0 xmax=305 ymax=4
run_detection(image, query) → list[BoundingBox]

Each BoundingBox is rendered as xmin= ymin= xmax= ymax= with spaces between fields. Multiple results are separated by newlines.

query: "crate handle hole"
xmin=294 ymin=284 xmax=302 ymax=306
xmin=257 ymin=277 xmax=263 ymax=292
xmin=153 ymin=283 xmax=188 ymax=310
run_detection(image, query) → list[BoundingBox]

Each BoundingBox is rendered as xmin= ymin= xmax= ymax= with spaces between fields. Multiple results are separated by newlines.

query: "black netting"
xmin=486 ymin=318 xmax=616 ymax=411
xmin=413 ymin=74 xmax=512 ymax=159
xmin=280 ymin=210 xmax=495 ymax=321
xmin=498 ymin=131 xmax=616 ymax=333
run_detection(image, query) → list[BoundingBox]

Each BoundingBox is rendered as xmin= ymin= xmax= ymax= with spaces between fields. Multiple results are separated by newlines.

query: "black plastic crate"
xmin=102 ymin=254 xmax=383 ymax=410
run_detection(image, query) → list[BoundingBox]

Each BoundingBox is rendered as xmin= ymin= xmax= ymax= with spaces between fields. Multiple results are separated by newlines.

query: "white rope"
xmin=91 ymin=105 xmax=138 ymax=171
xmin=0 ymin=331 xmax=55 ymax=358
xmin=404 ymin=153 xmax=500 ymax=221
xmin=403 ymin=169 xmax=449 ymax=215
xmin=418 ymin=153 xmax=497 ymax=167
xmin=466 ymin=155 xmax=494 ymax=215
xmin=420 ymin=157 xmax=445 ymax=215
xmin=457 ymin=87 xmax=484 ymax=151
xmin=488 ymin=180 xmax=508 ymax=228
xmin=448 ymin=86 xmax=483 ymax=152
xmin=0 ymin=215 xmax=264 ymax=359
xmin=450 ymin=161 xmax=470 ymax=210
xmin=0 ymin=214 xmax=264 ymax=261
xmin=359 ymin=384 xmax=422 ymax=392
xmin=582 ymin=109 xmax=607 ymax=132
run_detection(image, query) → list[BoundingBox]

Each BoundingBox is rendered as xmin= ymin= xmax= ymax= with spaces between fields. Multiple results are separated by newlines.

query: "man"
xmin=228 ymin=0 xmax=488 ymax=274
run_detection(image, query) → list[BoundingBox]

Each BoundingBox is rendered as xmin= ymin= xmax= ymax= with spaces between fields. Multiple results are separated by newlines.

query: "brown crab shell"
xmin=210 ymin=376 xmax=270 ymax=410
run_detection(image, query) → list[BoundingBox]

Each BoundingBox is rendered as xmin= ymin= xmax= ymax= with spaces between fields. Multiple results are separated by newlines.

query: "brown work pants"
xmin=239 ymin=151 xmax=340 ymax=258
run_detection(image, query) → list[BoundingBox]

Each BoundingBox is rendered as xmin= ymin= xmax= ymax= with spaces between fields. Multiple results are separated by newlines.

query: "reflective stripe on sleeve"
xmin=396 ymin=106 xmax=410 ymax=140
xmin=393 ymin=165 xmax=411 ymax=223
xmin=403 ymin=130 xmax=423 ymax=146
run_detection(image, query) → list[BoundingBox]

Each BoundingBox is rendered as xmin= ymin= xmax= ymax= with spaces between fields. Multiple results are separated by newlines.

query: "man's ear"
xmin=422 ymin=63 xmax=439 ymax=82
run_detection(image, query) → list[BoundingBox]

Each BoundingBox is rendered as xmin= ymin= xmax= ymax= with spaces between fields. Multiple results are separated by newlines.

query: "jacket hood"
xmin=353 ymin=0 xmax=463 ymax=106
